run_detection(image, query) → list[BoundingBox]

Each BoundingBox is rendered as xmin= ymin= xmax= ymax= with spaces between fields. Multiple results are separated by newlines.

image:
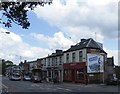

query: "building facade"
xmin=44 ymin=50 xmax=64 ymax=82
xmin=20 ymin=38 xmax=116 ymax=84
xmin=63 ymin=38 xmax=107 ymax=84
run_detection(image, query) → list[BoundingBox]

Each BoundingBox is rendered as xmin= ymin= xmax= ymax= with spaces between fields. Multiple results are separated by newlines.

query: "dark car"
xmin=31 ymin=76 xmax=42 ymax=83
xmin=106 ymin=77 xmax=118 ymax=85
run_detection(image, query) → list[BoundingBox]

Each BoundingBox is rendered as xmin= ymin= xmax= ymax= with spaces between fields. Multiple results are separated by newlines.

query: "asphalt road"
xmin=1 ymin=76 xmax=120 ymax=93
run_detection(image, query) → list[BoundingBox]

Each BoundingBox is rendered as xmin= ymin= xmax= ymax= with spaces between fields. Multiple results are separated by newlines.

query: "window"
xmin=48 ymin=58 xmax=50 ymax=66
xmin=79 ymin=51 xmax=83 ymax=61
xmin=72 ymin=52 xmax=75 ymax=62
xmin=76 ymin=68 xmax=84 ymax=80
xmin=64 ymin=69 xmax=69 ymax=79
xmin=55 ymin=57 xmax=57 ymax=65
xmin=66 ymin=53 xmax=69 ymax=63
xmin=44 ymin=59 xmax=46 ymax=66
xmin=51 ymin=58 xmax=54 ymax=66
xmin=59 ymin=56 xmax=62 ymax=65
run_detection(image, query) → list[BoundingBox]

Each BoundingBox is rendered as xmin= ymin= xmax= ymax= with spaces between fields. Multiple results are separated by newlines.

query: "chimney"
xmin=71 ymin=45 xmax=74 ymax=48
xmin=81 ymin=39 xmax=86 ymax=42
xmin=56 ymin=50 xmax=63 ymax=54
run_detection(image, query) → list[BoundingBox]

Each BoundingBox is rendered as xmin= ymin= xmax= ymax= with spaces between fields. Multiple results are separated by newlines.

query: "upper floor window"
xmin=79 ymin=51 xmax=83 ymax=61
xmin=72 ymin=52 xmax=75 ymax=62
xmin=48 ymin=58 xmax=50 ymax=66
xmin=66 ymin=53 xmax=69 ymax=63
xmin=55 ymin=57 xmax=57 ymax=65
xmin=52 ymin=58 xmax=54 ymax=66
xmin=44 ymin=59 xmax=46 ymax=66
xmin=59 ymin=56 xmax=62 ymax=65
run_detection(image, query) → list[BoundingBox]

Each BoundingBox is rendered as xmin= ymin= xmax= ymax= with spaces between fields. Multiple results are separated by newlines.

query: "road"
xmin=1 ymin=76 xmax=120 ymax=94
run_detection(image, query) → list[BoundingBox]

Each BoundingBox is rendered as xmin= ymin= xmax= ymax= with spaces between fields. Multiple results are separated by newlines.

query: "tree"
xmin=114 ymin=66 xmax=120 ymax=79
xmin=0 ymin=0 xmax=53 ymax=29
xmin=2 ymin=60 xmax=13 ymax=76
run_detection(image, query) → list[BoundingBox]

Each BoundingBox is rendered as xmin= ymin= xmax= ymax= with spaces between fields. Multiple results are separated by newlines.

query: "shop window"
xmin=76 ymin=68 xmax=84 ymax=80
xmin=64 ymin=69 xmax=69 ymax=79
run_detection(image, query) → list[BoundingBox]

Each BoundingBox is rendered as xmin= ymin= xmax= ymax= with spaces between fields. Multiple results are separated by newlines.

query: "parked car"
xmin=31 ymin=75 xmax=42 ymax=83
xmin=23 ymin=75 xmax=31 ymax=81
xmin=106 ymin=77 xmax=119 ymax=85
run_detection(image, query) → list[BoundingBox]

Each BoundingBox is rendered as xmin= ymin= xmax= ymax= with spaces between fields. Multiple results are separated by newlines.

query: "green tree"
xmin=0 ymin=0 xmax=52 ymax=29
xmin=114 ymin=66 xmax=120 ymax=79
xmin=2 ymin=60 xmax=13 ymax=76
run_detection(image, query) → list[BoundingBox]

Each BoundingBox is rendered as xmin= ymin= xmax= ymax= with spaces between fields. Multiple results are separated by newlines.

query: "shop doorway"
xmin=71 ymin=69 xmax=75 ymax=81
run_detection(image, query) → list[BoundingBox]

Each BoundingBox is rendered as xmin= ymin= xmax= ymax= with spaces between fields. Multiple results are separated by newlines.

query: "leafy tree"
xmin=2 ymin=60 xmax=14 ymax=76
xmin=0 ymin=0 xmax=53 ymax=29
xmin=114 ymin=66 xmax=120 ymax=79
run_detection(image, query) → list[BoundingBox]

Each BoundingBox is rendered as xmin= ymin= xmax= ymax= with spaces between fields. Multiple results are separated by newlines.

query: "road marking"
xmin=65 ymin=88 xmax=72 ymax=91
xmin=57 ymin=87 xmax=72 ymax=91
xmin=0 ymin=82 xmax=8 ymax=89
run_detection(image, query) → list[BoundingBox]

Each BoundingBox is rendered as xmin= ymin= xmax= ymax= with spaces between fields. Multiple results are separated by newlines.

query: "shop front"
xmin=63 ymin=62 xmax=87 ymax=83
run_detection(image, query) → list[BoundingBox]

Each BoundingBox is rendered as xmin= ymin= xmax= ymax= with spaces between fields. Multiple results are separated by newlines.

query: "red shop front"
xmin=63 ymin=62 xmax=87 ymax=83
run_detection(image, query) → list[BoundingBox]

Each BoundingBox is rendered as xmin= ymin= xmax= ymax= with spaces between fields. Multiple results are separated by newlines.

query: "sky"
xmin=0 ymin=0 xmax=119 ymax=65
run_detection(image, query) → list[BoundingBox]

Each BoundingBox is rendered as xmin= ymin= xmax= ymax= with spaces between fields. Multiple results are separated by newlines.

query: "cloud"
xmin=33 ymin=0 xmax=118 ymax=41
xmin=30 ymin=32 xmax=74 ymax=50
xmin=33 ymin=0 xmax=118 ymax=65
xmin=0 ymin=28 xmax=51 ymax=65
xmin=104 ymin=48 xmax=118 ymax=66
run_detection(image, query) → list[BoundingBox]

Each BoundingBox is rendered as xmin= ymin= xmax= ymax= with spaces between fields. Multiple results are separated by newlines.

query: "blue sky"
xmin=0 ymin=0 xmax=119 ymax=65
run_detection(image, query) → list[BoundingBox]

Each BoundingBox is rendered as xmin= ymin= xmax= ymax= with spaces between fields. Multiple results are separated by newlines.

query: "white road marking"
xmin=57 ymin=87 xmax=72 ymax=91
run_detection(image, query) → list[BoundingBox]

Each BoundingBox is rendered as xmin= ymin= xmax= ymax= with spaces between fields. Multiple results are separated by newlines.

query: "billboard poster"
xmin=87 ymin=54 xmax=104 ymax=73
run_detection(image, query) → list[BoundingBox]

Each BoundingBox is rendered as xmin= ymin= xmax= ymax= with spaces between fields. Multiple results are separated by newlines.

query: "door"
xmin=71 ymin=69 xmax=75 ymax=82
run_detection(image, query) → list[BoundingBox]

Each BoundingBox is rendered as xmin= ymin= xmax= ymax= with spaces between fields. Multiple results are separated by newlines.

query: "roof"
xmin=64 ymin=38 xmax=106 ymax=53
xmin=47 ymin=50 xmax=63 ymax=58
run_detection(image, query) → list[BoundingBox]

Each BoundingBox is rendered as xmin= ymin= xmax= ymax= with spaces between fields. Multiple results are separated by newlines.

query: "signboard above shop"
xmin=87 ymin=54 xmax=104 ymax=73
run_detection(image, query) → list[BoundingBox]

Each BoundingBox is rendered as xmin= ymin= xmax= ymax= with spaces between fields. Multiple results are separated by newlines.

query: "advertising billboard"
xmin=87 ymin=54 xmax=104 ymax=73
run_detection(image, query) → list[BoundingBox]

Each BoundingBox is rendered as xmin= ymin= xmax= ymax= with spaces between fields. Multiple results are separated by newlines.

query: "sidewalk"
xmin=41 ymin=80 xmax=106 ymax=87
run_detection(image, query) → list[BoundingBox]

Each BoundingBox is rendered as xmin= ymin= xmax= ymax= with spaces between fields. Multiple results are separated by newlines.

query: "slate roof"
xmin=64 ymin=38 xmax=106 ymax=53
xmin=47 ymin=50 xmax=63 ymax=58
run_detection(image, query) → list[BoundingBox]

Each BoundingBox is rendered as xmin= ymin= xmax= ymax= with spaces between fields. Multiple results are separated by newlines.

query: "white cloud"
xmin=33 ymin=0 xmax=118 ymax=41
xmin=104 ymin=48 xmax=118 ymax=66
xmin=0 ymin=0 xmax=119 ymax=66
xmin=30 ymin=32 xmax=74 ymax=50
xmin=33 ymin=0 xmax=118 ymax=65
xmin=0 ymin=28 xmax=51 ymax=65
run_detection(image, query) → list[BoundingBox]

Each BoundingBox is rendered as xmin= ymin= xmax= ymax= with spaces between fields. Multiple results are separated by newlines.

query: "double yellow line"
xmin=0 ymin=81 xmax=8 ymax=89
